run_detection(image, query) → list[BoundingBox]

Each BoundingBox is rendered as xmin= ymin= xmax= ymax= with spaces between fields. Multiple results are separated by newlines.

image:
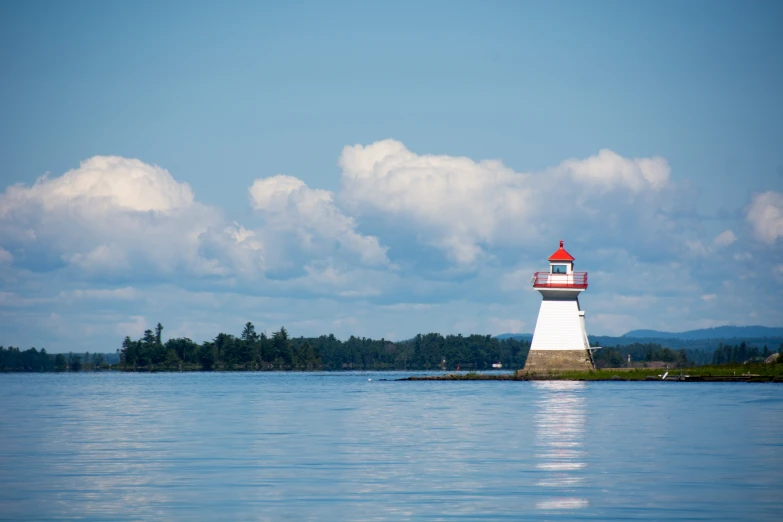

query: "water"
xmin=0 ymin=372 xmax=781 ymax=521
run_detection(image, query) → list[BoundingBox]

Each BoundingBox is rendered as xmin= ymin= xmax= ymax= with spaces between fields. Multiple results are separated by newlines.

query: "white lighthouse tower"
xmin=521 ymin=240 xmax=595 ymax=374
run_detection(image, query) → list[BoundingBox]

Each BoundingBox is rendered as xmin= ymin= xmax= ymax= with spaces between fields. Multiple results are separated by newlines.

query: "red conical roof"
xmin=548 ymin=240 xmax=575 ymax=262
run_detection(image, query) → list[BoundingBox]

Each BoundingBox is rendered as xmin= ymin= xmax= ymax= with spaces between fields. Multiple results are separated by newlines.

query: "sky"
xmin=1 ymin=0 xmax=782 ymax=352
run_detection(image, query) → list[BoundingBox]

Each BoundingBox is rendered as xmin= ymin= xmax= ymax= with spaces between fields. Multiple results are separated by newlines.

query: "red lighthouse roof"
xmin=548 ymin=240 xmax=575 ymax=262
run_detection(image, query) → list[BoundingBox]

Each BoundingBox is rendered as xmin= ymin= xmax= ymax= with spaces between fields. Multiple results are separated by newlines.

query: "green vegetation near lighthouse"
xmin=115 ymin=323 xmax=531 ymax=372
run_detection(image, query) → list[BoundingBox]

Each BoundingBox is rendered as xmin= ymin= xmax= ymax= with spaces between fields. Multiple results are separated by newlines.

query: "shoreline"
xmin=397 ymin=371 xmax=783 ymax=383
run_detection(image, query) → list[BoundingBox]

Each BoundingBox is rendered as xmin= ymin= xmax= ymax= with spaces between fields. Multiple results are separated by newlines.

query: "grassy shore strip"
xmin=400 ymin=364 xmax=783 ymax=382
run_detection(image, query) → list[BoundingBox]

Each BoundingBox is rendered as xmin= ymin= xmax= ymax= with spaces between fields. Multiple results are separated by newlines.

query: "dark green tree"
xmin=241 ymin=322 xmax=258 ymax=343
xmin=54 ymin=353 xmax=67 ymax=371
xmin=165 ymin=337 xmax=198 ymax=363
xmin=198 ymin=345 xmax=215 ymax=371
xmin=165 ymin=349 xmax=180 ymax=369
xmin=155 ymin=323 xmax=163 ymax=345
xmin=68 ymin=353 xmax=82 ymax=372
xmin=272 ymin=327 xmax=292 ymax=367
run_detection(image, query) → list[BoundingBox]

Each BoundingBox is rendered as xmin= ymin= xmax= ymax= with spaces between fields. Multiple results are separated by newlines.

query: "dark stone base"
xmin=519 ymin=349 xmax=595 ymax=375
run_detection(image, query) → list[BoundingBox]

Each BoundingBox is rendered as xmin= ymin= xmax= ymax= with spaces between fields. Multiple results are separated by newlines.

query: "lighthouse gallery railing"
xmin=533 ymin=272 xmax=588 ymax=289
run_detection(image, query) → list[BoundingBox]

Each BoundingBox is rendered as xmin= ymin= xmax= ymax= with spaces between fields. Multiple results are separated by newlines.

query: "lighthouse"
xmin=521 ymin=240 xmax=595 ymax=374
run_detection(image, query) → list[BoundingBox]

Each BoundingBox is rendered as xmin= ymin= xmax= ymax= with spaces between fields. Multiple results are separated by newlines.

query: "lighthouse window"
xmin=552 ymin=264 xmax=567 ymax=274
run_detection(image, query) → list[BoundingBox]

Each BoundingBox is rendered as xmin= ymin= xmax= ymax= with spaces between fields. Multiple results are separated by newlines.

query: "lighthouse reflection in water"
xmin=533 ymin=381 xmax=589 ymax=511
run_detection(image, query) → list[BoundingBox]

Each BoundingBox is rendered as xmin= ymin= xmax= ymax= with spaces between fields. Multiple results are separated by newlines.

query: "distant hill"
xmin=496 ymin=325 xmax=783 ymax=342
xmin=495 ymin=326 xmax=783 ymax=343
xmin=495 ymin=327 xmax=783 ymax=366
xmin=622 ymin=326 xmax=783 ymax=340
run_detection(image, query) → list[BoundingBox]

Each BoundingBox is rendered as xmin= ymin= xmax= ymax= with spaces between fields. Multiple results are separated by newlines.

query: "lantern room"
xmin=533 ymin=240 xmax=588 ymax=290
xmin=548 ymin=240 xmax=574 ymax=274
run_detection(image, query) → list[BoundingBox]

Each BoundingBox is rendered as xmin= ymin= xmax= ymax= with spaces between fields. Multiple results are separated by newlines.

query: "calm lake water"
xmin=0 ymin=372 xmax=781 ymax=521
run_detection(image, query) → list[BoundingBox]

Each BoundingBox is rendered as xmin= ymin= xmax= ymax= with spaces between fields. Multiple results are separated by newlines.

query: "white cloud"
xmin=0 ymin=247 xmax=12 ymax=264
xmin=0 ymin=156 xmax=261 ymax=279
xmin=558 ymin=149 xmax=670 ymax=192
xmin=226 ymin=223 xmax=262 ymax=250
xmin=338 ymin=140 xmax=671 ymax=264
xmin=0 ymin=156 xmax=193 ymax=215
xmin=249 ymin=175 xmax=389 ymax=266
xmin=685 ymin=229 xmax=737 ymax=257
xmin=701 ymin=294 xmax=717 ymax=302
xmin=339 ymin=140 xmax=532 ymax=264
xmin=746 ymin=191 xmax=783 ymax=244
xmin=713 ymin=229 xmax=736 ymax=247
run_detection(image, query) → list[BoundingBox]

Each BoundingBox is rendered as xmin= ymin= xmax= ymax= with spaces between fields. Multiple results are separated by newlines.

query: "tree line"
xmin=593 ymin=341 xmax=782 ymax=369
xmin=593 ymin=343 xmax=692 ymax=368
xmin=0 ymin=347 xmax=108 ymax=372
xmin=118 ymin=322 xmax=532 ymax=371
xmin=4 ymin=326 xmax=781 ymax=372
xmin=120 ymin=323 xmax=322 ymax=371
xmin=710 ymin=342 xmax=778 ymax=365
xmin=309 ymin=331 xmax=530 ymax=371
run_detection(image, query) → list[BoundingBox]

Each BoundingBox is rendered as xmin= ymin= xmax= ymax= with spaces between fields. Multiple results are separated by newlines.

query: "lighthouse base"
xmin=519 ymin=349 xmax=595 ymax=375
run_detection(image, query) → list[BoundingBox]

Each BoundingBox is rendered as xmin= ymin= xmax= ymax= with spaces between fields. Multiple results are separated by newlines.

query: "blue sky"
xmin=1 ymin=1 xmax=782 ymax=352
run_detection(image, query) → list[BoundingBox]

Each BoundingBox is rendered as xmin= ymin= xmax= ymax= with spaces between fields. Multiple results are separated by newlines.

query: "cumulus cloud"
xmin=558 ymin=149 xmax=670 ymax=192
xmin=746 ymin=191 xmax=783 ymax=244
xmin=339 ymin=140 xmax=532 ymax=263
xmin=0 ymin=156 xmax=194 ymax=214
xmin=0 ymin=143 xmax=676 ymax=283
xmin=0 ymin=156 xmax=260 ymax=278
xmin=0 ymin=153 xmax=393 ymax=299
xmin=249 ymin=175 xmax=389 ymax=266
xmin=338 ymin=140 xmax=672 ymax=264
